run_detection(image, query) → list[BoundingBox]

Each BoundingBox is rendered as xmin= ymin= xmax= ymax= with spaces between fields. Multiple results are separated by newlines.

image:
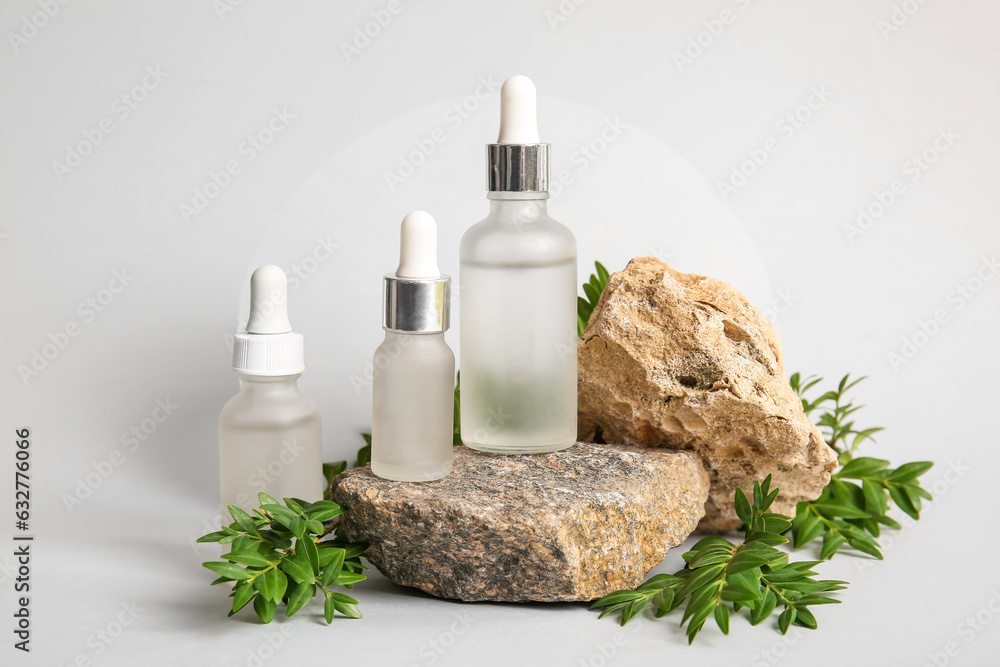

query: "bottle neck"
xmin=487 ymin=196 xmax=549 ymax=223
xmin=236 ymin=373 xmax=302 ymax=397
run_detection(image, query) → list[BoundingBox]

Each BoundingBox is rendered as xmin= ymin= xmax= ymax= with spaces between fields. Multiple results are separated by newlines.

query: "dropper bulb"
xmin=396 ymin=211 xmax=440 ymax=280
xmin=246 ymin=265 xmax=292 ymax=334
xmin=497 ymin=75 xmax=540 ymax=144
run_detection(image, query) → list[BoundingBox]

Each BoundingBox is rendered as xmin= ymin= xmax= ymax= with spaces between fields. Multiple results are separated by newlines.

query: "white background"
xmin=1 ymin=1 xmax=998 ymax=665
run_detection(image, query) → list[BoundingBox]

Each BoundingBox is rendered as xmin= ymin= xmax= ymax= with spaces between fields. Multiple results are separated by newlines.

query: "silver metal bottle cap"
xmin=383 ymin=274 xmax=451 ymax=333
xmin=487 ymin=143 xmax=550 ymax=192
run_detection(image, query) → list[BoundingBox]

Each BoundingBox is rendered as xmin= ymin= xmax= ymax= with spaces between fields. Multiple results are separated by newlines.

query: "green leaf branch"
xmin=592 ymin=476 xmax=846 ymax=643
xmin=788 ymin=373 xmax=934 ymax=559
xmin=198 ymin=493 xmax=368 ymax=624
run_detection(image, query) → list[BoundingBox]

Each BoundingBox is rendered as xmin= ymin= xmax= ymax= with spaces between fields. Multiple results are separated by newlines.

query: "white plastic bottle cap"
xmin=396 ymin=211 xmax=441 ymax=279
xmin=233 ymin=265 xmax=304 ymax=376
xmin=497 ymin=75 xmax=540 ymax=144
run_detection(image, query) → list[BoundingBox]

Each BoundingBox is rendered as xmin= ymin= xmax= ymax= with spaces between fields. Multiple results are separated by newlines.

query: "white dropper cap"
xmin=247 ymin=264 xmax=292 ymax=333
xmin=233 ymin=265 xmax=304 ymax=376
xmin=396 ymin=211 xmax=440 ymax=279
xmin=497 ymin=75 xmax=540 ymax=144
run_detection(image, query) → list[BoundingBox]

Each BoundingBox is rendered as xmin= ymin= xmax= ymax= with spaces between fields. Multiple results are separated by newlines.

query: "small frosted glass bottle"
xmin=371 ymin=211 xmax=455 ymax=481
xmin=219 ymin=265 xmax=324 ymax=512
xmin=460 ymin=75 xmax=578 ymax=454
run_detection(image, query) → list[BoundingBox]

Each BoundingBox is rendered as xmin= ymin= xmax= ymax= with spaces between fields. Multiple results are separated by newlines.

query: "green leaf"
xmin=280 ymin=554 xmax=315 ymax=585
xmin=714 ymin=604 xmax=730 ymax=635
xmin=814 ymin=500 xmax=870 ymax=520
xmin=333 ymin=599 xmax=363 ymax=619
xmin=257 ymin=492 xmax=280 ymax=507
xmin=793 ymin=510 xmax=825 ymax=547
xmin=222 ymin=551 xmax=272 ymax=568
xmin=232 ymin=582 xmax=256 ymax=614
xmin=592 ymin=590 xmax=644 ymax=608
xmin=321 ymin=549 xmax=347 ymax=587
xmin=227 ymin=504 xmax=261 ymax=537
xmin=356 ymin=434 xmax=372 ymax=468
xmin=620 ymin=599 xmax=648 ymax=625
xmin=322 ymin=461 xmax=347 ymax=488
xmin=651 ymin=588 xmax=675 ymax=614
xmin=299 ymin=536 xmax=320 ymax=574
xmin=253 ymin=593 xmax=276 ymax=623
xmin=794 ymin=607 xmax=818 ymax=629
xmin=203 ymin=561 xmax=250 ymax=580
xmin=285 ymin=582 xmax=315 ymax=617
xmin=778 ymin=607 xmax=796 ymax=634
xmin=254 ymin=567 xmax=287 ymax=604
xmin=820 ymin=530 xmax=845 ymax=560
xmin=734 ymin=487 xmax=753 ymax=527
xmin=887 ymin=461 xmax=934 ymax=483
xmin=862 ymin=480 xmax=889 ymax=516
xmin=333 ymin=571 xmax=367 ymax=586
xmin=751 ymin=590 xmax=777 ymax=625
xmin=324 ymin=595 xmax=335 ymax=624
xmin=197 ymin=531 xmax=228 ymax=543
xmin=888 ymin=484 xmax=920 ymax=520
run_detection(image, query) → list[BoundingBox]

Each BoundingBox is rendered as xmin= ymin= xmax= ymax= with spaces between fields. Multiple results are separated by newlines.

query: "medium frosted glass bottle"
xmin=219 ymin=265 xmax=324 ymax=513
xmin=372 ymin=211 xmax=455 ymax=481
xmin=459 ymin=75 xmax=578 ymax=454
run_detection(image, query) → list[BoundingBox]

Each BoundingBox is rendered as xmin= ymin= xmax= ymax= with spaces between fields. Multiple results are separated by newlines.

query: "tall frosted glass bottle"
xmin=459 ymin=75 xmax=577 ymax=454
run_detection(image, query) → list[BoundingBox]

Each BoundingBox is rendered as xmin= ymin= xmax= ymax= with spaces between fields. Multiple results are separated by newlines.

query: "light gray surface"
xmin=1 ymin=1 xmax=998 ymax=665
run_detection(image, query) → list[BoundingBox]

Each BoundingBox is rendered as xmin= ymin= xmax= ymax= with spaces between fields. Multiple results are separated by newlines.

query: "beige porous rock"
xmin=332 ymin=443 xmax=709 ymax=602
xmin=578 ymin=256 xmax=837 ymax=532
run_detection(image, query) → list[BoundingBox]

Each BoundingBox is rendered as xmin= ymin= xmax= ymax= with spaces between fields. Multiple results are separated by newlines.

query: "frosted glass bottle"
xmin=371 ymin=332 xmax=455 ymax=480
xmin=219 ymin=264 xmax=324 ymax=514
xmin=219 ymin=373 xmax=324 ymax=512
xmin=371 ymin=210 xmax=455 ymax=481
xmin=459 ymin=75 xmax=578 ymax=454
xmin=460 ymin=194 xmax=578 ymax=453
